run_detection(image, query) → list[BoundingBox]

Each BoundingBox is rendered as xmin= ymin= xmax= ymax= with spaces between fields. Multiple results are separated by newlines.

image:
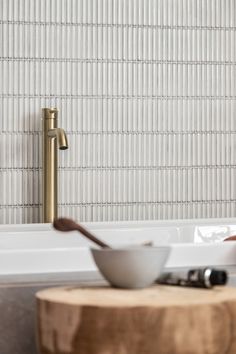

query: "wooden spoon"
xmin=53 ymin=218 xmax=111 ymax=248
xmin=224 ymin=235 xmax=236 ymax=241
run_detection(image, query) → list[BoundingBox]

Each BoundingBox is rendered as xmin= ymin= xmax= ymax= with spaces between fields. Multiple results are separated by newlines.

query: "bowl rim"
xmin=91 ymin=245 xmax=170 ymax=252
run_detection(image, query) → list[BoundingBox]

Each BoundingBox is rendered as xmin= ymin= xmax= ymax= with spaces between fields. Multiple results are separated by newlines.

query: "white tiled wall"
xmin=1 ymin=0 xmax=236 ymax=223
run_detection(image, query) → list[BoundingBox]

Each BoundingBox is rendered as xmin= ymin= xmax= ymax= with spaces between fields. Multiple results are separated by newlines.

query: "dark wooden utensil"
xmin=224 ymin=235 xmax=236 ymax=241
xmin=53 ymin=217 xmax=111 ymax=248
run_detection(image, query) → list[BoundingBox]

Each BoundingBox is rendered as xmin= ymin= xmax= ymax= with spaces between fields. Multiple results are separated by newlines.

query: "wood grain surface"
xmin=36 ymin=285 xmax=236 ymax=354
xmin=224 ymin=236 xmax=236 ymax=241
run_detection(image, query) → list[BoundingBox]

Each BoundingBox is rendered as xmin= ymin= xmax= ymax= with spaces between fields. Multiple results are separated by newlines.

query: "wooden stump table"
xmin=36 ymin=285 xmax=236 ymax=354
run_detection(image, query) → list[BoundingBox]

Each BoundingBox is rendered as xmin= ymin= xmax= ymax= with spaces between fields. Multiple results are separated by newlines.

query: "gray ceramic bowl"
xmin=91 ymin=246 xmax=170 ymax=289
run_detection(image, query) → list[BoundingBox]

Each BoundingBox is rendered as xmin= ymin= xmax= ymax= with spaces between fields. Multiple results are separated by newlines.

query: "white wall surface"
xmin=0 ymin=0 xmax=236 ymax=223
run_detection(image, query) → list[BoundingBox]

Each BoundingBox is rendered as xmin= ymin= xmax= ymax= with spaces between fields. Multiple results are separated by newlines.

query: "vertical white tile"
xmin=0 ymin=0 xmax=234 ymax=222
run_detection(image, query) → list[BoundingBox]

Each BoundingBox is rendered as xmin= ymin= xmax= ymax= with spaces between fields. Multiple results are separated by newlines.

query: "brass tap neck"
xmin=42 ymin=107 xmax=68 ymax=223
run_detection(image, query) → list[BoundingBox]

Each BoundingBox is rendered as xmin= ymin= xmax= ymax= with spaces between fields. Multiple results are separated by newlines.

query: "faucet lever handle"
xmin=43 ymin=108 xmax=58 ymax=120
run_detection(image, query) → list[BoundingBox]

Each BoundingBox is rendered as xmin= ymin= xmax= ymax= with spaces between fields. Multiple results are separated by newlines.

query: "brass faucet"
xmin=42 ymin=108 xmax=68 ymax=223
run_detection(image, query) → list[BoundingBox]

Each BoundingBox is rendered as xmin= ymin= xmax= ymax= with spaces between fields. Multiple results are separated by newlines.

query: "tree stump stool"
xmin=36 ymin=285 xmax=236 ymax=354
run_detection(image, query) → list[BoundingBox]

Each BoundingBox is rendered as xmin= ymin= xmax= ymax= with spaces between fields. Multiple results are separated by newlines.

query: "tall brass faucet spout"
xmin=42 ymin=108 xmax=68 ymax=223
xmin=48 ymin=128 xmax=68 ymax=150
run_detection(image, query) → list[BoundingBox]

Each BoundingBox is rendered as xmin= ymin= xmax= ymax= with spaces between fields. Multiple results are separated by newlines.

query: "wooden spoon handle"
xmin=76 ymin=224 xmax=110 ymax=248
xmin=224 ymin=235 xmax=236 ymax=241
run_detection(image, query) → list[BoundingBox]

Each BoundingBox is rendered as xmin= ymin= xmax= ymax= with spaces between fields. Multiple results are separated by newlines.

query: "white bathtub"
xmin=1 ymin=217 xmax=236 ymax=283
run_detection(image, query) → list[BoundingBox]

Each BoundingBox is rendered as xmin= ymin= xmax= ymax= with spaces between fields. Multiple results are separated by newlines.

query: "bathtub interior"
xmin=1 ymin=217 xmax=236 ymax=281
xmin=1 ymin=217 xmax=236 ymax=247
